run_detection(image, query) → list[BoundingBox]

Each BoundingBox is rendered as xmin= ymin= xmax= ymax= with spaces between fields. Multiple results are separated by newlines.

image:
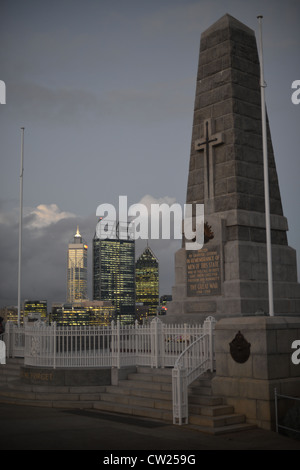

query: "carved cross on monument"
xmin=195 ymin=119 xmax=224 ymax=201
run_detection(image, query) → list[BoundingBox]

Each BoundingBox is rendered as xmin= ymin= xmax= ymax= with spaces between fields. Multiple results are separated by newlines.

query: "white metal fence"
xmin=3 ymin=322 xmax=25 ymax=358
xmin=4 ymin=317 xmax=215 ymax=370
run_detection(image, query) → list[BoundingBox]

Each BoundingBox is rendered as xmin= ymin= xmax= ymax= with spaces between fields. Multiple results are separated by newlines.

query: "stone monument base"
xmin=211 ymin=316 xmax=300 ymax=431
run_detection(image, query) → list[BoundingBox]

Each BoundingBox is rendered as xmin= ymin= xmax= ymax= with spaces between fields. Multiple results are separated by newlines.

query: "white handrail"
xmin=172 ymin=316 xmax=215 ymax=425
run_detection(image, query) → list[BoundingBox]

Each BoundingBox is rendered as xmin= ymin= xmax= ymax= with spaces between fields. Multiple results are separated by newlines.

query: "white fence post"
xmin=5 ymin=322 xmax=11 ymax=357
xmin=150 ymin=317 xmax=163 ymax=368
xmin=111 ymin=320 xmax=120 ymax=368
xmin=53 ymin=321 xmax=56 ymax=369
xmin=135 ymin=320 xmax=138 ymax=364
xmin=116 ymin=320 xmax=121 ymax=369
xmin=172 ymin=365 xmax=188 ymax=425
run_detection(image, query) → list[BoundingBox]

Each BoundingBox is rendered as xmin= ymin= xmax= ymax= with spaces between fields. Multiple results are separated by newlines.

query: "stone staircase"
xmin=0 ymin=360 xmax=255 ymax=435
xmin=94 ymin=366 xmax=174 ymax=422
xmin=93 ymin=366 xmax=256 ymax=435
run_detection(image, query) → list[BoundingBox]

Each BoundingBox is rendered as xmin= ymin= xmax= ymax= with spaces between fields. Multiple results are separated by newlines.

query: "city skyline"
xmin=0 ymin=1 xmax=299 ymax=309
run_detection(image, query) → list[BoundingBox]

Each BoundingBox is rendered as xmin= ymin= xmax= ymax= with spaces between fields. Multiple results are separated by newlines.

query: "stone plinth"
xmin=211 ymin=316 xmax=300 ymax=430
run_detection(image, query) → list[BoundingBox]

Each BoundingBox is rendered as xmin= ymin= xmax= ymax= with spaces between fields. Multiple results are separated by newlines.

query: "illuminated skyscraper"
xmin=93 ymin=220 xmax=135 ymax=323
xmin=135 ymin=246 xmax=159 ymax=317
xmin=51 ymin=300 xmax=114 ymax=326
xmin=67 ymin=226 xmax=88 ymax=303
xmin=24 ymin=299 xmax=47 ymax=321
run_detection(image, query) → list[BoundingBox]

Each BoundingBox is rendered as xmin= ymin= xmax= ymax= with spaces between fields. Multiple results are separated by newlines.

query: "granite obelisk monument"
xmin=167 ymin=14 xmax=300 ymax=322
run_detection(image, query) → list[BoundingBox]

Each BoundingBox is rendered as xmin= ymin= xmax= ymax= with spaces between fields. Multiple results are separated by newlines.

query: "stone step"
xmin=93 ymin=399 xmax=173 ymax=422
xmin=0 ymin=376 xmax=106 ymax=409
xmin=105 ymin=385 xmax=171 ymax=402
xmin=0 ymin=386 xmax=106 ymax=401
xmin=0 ymin=388 xmax=106 ymax=401
xmin=187 ymin=422 xmax=257 ymax=436
xmin=5 ymin=380 xmax=106 ymax=394
xmin=189 ymin=385 xmax=212 ymax=396
xmin=127 ymin=372 xmax=172 ymax=384
xmin=99 ymin=389 xmax=173 ymax=411
xmin=0 ymin=394 xmax=98 ymax=409
xmin=96 ymin=367 xmax=173 ymax=421
xmin=0 ymin=358 xmax=22 ymax=382
xmin=189 ymin=403 xmax=234 ymax=417
xmin=189 ymin=376 xmax=214 ymax=388
xmin=188 ymin=394 xmax=224 ymax=406
xmin=189 ymin=410 xmax=247 ymax=428
xmin=136 ymin=366 xmax=173 ymax=376
xmin=118 ymin=378 xmax=172 ymax=392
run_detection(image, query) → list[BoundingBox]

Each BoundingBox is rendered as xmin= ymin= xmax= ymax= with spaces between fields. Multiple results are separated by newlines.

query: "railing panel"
xmin=3 ymin=317 xmax=215 ymax=375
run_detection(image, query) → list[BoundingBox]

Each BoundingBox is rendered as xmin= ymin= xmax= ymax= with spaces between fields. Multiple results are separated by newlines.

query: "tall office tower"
xmin=135 ymin=246 xmax=159 ymax=317
xmin=67 ymin=226 xmax=88 ymax=303
xmin=93 ymin=220 xmax=135 ymax=323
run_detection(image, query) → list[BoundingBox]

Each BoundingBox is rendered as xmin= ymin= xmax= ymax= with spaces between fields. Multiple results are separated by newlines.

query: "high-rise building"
xmin=67 ymin=226 xmax=88 ymax=303
xmin=0 ymin=306 xmax=19 ymax=324
xmin=135 ymin=246 xmax=159 ymax=317
xmin=51 ymin=300 xmax=114 ymax=326
xmin=93 ymin=220 xmax=135 ymax=323
xmin=24 ymin=299 xmax=47 ymax=321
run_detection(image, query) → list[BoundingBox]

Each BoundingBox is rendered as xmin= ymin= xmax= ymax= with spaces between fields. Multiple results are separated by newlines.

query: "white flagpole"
xmin=257 ymin=16 xmax=274 ymax=317
xmin=18 ymin=127 xmax=25 ymax=326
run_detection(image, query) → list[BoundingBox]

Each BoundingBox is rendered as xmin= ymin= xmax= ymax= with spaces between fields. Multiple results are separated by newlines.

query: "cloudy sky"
xmin=0 ymin=0 xmax=299 ymax=310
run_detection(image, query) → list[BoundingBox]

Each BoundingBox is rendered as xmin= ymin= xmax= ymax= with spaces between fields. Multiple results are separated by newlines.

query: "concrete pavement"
xmin=0 ymin=403 xmax=299 ymax=451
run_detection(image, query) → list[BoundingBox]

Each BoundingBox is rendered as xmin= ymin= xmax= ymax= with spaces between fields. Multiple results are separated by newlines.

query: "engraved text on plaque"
xmin=187 ymin=246 xmax=221 ymax=296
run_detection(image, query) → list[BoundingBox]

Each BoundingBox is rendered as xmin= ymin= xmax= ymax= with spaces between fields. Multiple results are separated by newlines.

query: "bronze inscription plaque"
xmin=187 ymin=246 xmax=221 ymax=296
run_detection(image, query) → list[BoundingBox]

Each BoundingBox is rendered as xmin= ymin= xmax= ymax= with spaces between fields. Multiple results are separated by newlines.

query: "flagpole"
xmin=257 ymin=16 xmax=274 ymax=317
xmin=18 ymin=127 xmax=25 ymax=326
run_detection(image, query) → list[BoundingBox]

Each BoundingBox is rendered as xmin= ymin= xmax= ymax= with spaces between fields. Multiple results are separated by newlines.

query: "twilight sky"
xmin=0 ymin=0 xmax=299 ymax=310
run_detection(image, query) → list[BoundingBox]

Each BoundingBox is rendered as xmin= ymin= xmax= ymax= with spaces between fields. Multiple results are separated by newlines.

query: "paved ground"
xmin=0 ymin=403 xmax=300 ymax=452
